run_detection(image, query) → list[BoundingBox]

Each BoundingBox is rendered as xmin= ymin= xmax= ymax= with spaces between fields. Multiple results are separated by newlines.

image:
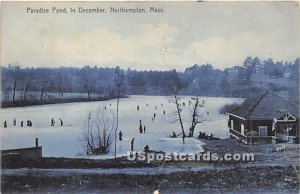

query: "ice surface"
xmin=0 ymin=95 xmax=243 ymax=158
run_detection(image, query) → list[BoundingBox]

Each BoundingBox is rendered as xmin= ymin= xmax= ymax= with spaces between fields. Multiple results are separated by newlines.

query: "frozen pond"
xmin=0 ymin=95 xmax=243 ymax=158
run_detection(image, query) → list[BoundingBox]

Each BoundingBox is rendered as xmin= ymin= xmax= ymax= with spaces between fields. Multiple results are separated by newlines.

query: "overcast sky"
xmin=1 ymin=1 xmax=300 ymax=71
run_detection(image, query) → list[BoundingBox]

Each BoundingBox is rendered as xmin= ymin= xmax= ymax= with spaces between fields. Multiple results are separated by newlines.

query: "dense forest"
xmin=1 ymin=56 xmax=299 ymax=107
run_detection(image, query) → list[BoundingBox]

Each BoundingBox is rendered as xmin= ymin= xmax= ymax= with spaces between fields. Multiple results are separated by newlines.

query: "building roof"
xmin=227 ymin=90 xmax=300 ymax=120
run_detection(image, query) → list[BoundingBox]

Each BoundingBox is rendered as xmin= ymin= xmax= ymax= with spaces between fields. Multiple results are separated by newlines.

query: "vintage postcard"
xmin=1 ymin=1 xmax=299 ymax=193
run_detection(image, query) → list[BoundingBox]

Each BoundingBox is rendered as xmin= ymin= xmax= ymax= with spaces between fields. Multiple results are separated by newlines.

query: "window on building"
xmin=241 ymin=124 xmax=245 ymax=135
xmin=259 ymin=126 xmax=268 ymax=136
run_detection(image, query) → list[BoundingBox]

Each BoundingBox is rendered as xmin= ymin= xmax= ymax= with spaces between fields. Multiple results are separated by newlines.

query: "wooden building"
xmin=227 ymin=90 xmax=299 ymax=144
xmin=1 ymin=138 xmax=42 ymax=159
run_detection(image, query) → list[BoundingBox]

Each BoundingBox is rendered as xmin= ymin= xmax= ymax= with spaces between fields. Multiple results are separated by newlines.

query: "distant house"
xmin=227 ymin=90 xmax=299 ymax=144
xmin=284 ymin=72 xmax=290 ymax=78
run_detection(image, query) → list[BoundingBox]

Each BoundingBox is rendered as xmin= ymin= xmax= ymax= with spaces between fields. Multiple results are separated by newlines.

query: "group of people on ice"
xmin=119 ymin=103 xmax=166 ymax=151
xmin=50 ymin=118 xmax=63 ymax=126
xmin=3 ymin=118 xmax=64 ymax=128
xmin=118 ymin=130 xmax=136 ymax=151
xmin=198 ymin=131 xmax=219 ymax=140
xmin=3 ymin=118 xmax=33 ymax=128
xmin=136 ymin=103 xmax=166 ymax=122
xmin=120 ymin=102 xmax=165 ymax=151
xmin=119 ymin=100 xmax=210 ymax=152
xmin=129 ymin=137 xmax=150 ymax=152
xmin=118 ymin=119 xmax=147 ymax=151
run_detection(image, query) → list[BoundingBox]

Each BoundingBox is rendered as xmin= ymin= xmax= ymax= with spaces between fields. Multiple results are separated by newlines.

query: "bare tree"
xmin=169 ymin=85 xmax=186 ymax=144
xmin=2 ymin=85 xmax=11 ymax=104
xmin=80 ymin=67 xmax=96 ymax=100
xmin=187 ymin=97 xmax=205 ymax=137
xmin=173 ymin=94 xmax=186 ymax=144
xmin=171 ymin=95 xmax=207 ymax=143
xmin=39 ymin=69 xmax=52 ymax=101
xmin=57 ymin=71 xmax=66 ymax=100
xmin=11 ymin=66 xmax=20 ymax=103
xmin=19 ymin=70 xmax=33 ymax=101
xmin=113 ymin=66 xmax=125 ymax=158
xmin=81 ymin=107 xmax=115 ymax=155
xmin=83 ymin=78 xmax=93 ymax=99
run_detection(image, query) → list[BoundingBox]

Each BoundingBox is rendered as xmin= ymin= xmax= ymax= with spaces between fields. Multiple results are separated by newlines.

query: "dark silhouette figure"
xmin=153 ymin=113 xmax=156 ymax=119
xmin=146 ymin=104 xmax=148 ymax=107
xmin=131 ymin=138 xmax=135 ymax=151
xmin=21 ymin=121 xmax=24 ymax=127
xmin=4 ymin=121 xmax=7 ymax=128
xmin=26 ymin=120 xmax=32 ymax=127
xmin=105 ymin=106 xmax=107 ymax=110
xmin=13 ymin=118 xmax=16 ymax=126
xmin=137 ymin=105 xmax=139 ymax=111
xmin=198 ymin=132 xmax=202 ymax=139
xmin=51 ymin=118 xmax=55 ymax=126
xmin=143 ymin=126 xmax=146 ymax=134
xmin=119 ymin=131 xmax=123 ymax=141
xmin=163 ymin=111 xmax=166 ymax=115
xmin=198 ymin=132 xmax=207 ymax=139
xmin=171 ymin=132 xmax=176 ymax=138
xmin=35 ymin=138 xmax=39 ymax=147
xmin=139 ymin=120 xmax=143 ymax=133
xmin=144 ymin=144 xmax=149 ymax=152
xmin=59 ymin=118 xmax=63 ymax=126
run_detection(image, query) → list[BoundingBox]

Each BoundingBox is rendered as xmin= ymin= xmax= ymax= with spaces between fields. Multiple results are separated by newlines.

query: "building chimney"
xmin=35 ymin=138 xmax=39 ymax=147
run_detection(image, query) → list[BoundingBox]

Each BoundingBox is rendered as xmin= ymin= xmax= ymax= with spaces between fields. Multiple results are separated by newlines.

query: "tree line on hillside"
xmin=1 ymin=57 xmax=299 ymax=107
